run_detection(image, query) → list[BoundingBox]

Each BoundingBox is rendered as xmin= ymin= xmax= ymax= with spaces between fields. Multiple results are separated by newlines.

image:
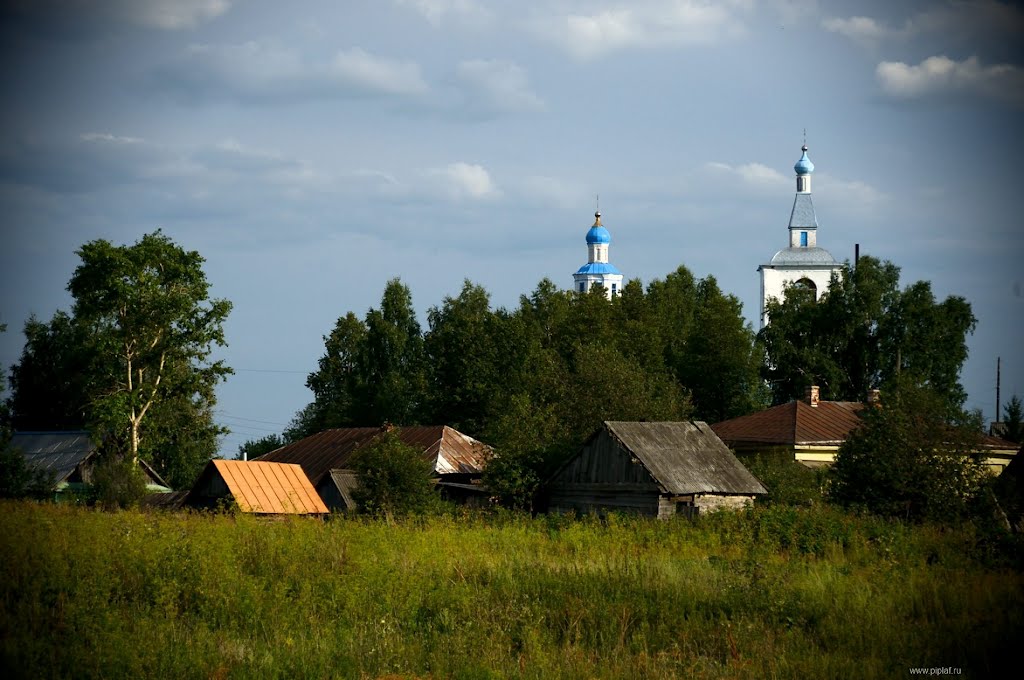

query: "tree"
xmin=760 ymin=256 xmax=975 ymax=414
xmin=424 ymin=281 xmax=504 ymax=433
xmin=679 ymin=276 xmax=765 ymax=422
xmin=828 ymin=381 xmax=988 ymax=522
xmin=67 ymin=231 xmax=232 ymax=464
xmin=1003 ymin=396 xmax=1023 ymax=444
xmin=236 ymin=434 xmax=284 ymax=461
xmin=6 ymin=312 xmax=96 ymax=431
xmin=304 ymin=312 xmax=368 ymax=432
xmin=349 ymin=430 xmax=437 ymax=519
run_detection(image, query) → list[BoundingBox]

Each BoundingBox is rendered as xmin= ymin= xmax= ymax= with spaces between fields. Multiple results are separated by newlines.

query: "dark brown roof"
xmin=978 ymin=432 xmax=1020 ymax=451
xmin=604 ymin=421 xmax=767 ymax=495
xmin=711 ymin=401 xmax=865 ymax=447
xmin=256 ymin=425 xmax=491 ymax=486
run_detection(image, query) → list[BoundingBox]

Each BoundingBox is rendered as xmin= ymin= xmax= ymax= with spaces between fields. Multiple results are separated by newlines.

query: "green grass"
xmin=1 ymin=502 xmax=1021 ymax=679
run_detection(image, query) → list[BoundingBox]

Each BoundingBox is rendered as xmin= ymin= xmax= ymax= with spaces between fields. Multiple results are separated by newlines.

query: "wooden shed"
xmin=547 ymin=421 xmax=767 ymax=519
xmin=184 ymin=460 xmax=328 ymax=515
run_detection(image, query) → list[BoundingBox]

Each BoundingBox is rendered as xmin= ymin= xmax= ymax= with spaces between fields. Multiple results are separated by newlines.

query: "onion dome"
xmin=585 ymin=211 xmax=611 ymax=244
xmin=794 ymin=144 xmax=814 ymax=175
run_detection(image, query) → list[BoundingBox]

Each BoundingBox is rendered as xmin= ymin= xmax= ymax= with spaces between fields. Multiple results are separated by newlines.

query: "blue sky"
xmin=1 ymin=0 xmax=1021 ymax=455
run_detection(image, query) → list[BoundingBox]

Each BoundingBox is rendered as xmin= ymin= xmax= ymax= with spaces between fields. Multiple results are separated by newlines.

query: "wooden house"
xmin=258 ymin=425 xmax=491 ymax=511
xmin=547 ymin=421 xmax=767 ymax=519
xmin=184 ymin=459 xmax=328 ymax=515
xmin=712 ymin=386 xmax=1019 ymax=473
xmin=8 ymin=431 xmax=171 ymax=496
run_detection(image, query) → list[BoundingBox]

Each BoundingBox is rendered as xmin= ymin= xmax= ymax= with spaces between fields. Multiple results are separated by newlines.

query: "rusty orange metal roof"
xmin=256 ymin=425 xmax=491 ymax=485
xmin=711 ymin=400 xmax=865 ymax=447
xmin=210 ymin=460 xmax=328 ymax=514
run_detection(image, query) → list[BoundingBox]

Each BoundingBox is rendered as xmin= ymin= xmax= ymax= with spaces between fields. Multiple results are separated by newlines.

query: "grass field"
xmin=1 ymin=501 xmax=1021 ymax=679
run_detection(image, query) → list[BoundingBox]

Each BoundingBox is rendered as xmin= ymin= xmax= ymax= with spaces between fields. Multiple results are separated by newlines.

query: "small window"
xmin=800 ymin=231 xmax=808 ymax=247
xmin=578 ymin=282 xmax=585 ymax=293
xmin=611 ymin=283 xmax=618 ymax=296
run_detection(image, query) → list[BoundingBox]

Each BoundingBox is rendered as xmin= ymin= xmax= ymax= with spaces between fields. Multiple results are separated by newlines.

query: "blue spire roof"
xmin=585 ymin=212 xmax=611 ymax=244
xmin=576 ymin=262 xmax=622 ymax=275
xmin=794 ymin=144 xmax=814 ymax=175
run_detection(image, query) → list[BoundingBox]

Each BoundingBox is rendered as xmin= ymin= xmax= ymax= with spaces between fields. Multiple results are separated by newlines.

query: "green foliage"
xmin=90 ymin=455 xmax=148 ymax=509
xmin=0 ymin=445 xmax=53 ymax=500
xmin=350 ymin=430 xmax=437 ymax=518
xmin=235 ymin=434 xmax=284 ymax=460
xmin=829 ymin=382 xmax=989 ymax=522
xmin=2 ymin=502 xmax=1022 ymax=678
xmin=1002 ymin=395 xmax=1023 ymax=443
xmin=6 ymin=232 xmax=230 ymax=489
xmin=68 ymin=230 xmax=232 ymax=463
xmin=298 ymin=266 xmax=763 ymax=508
xmin=743 ymin=453 xmax=825 ymax=507
xmin=760 ymin=256 xmax=975 ymax=414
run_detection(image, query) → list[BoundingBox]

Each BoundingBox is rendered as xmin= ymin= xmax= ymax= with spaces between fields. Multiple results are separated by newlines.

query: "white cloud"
xmin=533 ymin=1 xmax=750 ymax=61
xmin=395 ymin=0 xmax=489 ymax=27
xmin=876 ymin=55 xmax=1024 ymax=108
xmin=150 ymin=42 xmax=428 ymax=102
xmin=705 ymin=161 xmax=789 ymax=191
xmin=119 ymin=0 xmax=231 ymax=30
xmin=821 ymin=15 xmax=891 ymax=44
xmin=427 ymin=162 xmax=500 ymax=200
xmin=456 ymin=60 xmax=545 ymax=113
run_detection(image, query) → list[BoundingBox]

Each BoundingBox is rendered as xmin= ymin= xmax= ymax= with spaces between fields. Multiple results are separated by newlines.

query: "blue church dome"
xmin=794 ymin=145 xmax=814 ymax=175
xmin=585 ymin=212 xmax=611 ymax=244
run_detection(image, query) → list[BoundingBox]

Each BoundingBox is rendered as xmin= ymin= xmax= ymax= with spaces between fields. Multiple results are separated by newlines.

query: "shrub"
xmin=91 ymin=454 xmax=148 ymax=509
xmin=743 ymin=452 xmax=825 ymax=506
xmin=350 ymin=430 xmax=437 ymax=519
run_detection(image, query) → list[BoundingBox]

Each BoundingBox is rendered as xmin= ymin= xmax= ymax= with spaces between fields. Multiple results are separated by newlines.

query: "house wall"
xmin=694 ymin=494 xmax=755 ymax=512
xmin=548 ymin=430 xmax=662 ymax=517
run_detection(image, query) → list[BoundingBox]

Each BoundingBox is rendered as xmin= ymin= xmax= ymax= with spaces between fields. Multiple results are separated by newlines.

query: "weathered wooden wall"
xmin=548 ymin=430 xmax=661 ymax=517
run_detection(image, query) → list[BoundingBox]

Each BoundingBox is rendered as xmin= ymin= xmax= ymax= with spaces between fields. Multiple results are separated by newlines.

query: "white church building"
xmin=573 ymin=211 xmax=624 ymax=299
xmin=757 ymin=144 xmax=842 ymax=327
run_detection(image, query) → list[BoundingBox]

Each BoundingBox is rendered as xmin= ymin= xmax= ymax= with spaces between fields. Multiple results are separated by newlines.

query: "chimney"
xmin=867 ymin=389 xmax=881 ymax=407
xmin=805 ymin=385 xmax=820 ymax=407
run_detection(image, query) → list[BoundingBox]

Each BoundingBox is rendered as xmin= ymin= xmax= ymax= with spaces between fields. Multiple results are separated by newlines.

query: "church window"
xmin=612 ymin=283 xmax=618 ymax=296
xmin=800 ymin=231 xmax=808 ymax=247
xmin=579 ymin=282 xmax=585 ymax=293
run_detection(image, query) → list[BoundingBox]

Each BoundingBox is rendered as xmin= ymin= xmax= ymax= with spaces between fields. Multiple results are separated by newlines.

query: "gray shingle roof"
xmin=788 ymin=193 xmax=818 ymax=229
xmin=604 ymin=421 xmax=767 ymax=495
xmin=9 ymin=431 xmax=95 ymax=484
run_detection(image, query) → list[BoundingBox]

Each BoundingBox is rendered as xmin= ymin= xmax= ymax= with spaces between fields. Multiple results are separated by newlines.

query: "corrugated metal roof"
xmin=257 ymin=425 xmax=491 ymax=484
xmin=9 ymin=431 xmax=95 ymax=484
xmin=604 ymin=421 xmax=767 ymax=496
xmin=319 ymin=469 xmax=360 ymax=511
xmin=712 ymin=401 xmax=864 ymax=446
xmin=210 ymin=460 xmax=328 ymax=514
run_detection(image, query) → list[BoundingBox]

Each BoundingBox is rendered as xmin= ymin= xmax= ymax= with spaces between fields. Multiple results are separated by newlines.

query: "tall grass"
xmin=1 ymin=502 xmax=1021 ymax=679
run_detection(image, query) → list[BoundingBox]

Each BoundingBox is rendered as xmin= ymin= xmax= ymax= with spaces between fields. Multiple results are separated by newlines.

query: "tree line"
xmin=4 ymin=231 xmax=1008 ymax=505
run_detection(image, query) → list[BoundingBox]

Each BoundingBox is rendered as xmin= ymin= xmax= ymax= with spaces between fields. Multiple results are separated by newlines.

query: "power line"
xmin=216 ymin=411 xmax=289 ymax=426
xmin=233 ymin=368 xmax=308 ymax=375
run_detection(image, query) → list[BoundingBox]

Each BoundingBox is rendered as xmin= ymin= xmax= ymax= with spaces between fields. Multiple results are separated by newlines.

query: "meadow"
xmin=1 ymin=501 xmax=1021 ymax=679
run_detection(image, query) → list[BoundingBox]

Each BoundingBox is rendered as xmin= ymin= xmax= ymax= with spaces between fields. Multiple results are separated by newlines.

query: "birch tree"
xmin=67 ymin=231 xmax=231 ymax=463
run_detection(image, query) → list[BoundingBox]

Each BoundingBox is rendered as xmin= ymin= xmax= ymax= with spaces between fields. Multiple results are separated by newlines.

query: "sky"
xmin=1 ymin=0 xmax=1022 ymax=456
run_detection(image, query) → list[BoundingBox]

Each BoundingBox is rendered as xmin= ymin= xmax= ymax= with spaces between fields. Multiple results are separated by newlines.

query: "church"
xmin=573 ymin=211 xmax=624 ymax=299
xmin=757 ymin=144 xmax=842 ymax=327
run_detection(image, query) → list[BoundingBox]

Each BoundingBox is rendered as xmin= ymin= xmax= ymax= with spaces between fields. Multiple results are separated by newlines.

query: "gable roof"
xmin=10 ymin=431 xmax=95 ymax=484
xmin=603 ymin=421 xmax=767 ymax=496
xmin=257 ymin=425 xmax=490 ymax=485
xmin=9 ymin=430 xmax=170 ymax=489
xmin=195 ymin=460 xmax=328 ymax=514
xmin=711 ymin=400 xmax=864 ymax=447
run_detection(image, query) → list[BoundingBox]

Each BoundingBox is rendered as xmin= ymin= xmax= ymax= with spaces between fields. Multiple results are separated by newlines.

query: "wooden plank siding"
xmin=548 ymin=429 xmax=662 ymax=517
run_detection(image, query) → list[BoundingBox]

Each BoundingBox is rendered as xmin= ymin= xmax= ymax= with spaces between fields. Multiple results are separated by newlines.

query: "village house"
xmin=711 ymin=386 xmax=1019 ymax=473
xmin=183 ymin=459 xmax=328 ymax=515
xmin=546 ymin=421 xmax=767 ymax=519
xmin=256 ymin=425 xmax=491 ymax=511
xmin=8 ymin=431 xmax=171 ymax=497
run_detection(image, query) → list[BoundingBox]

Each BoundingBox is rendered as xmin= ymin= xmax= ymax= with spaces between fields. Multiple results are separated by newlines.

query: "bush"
xmin=91 ymin=455 xmax=148 ymax=509
xmin=828 ymin=383 xmax=988 ymax=522
xmin=350 ymin=430 xmax=438 ymax=519
xmin=743 ymin=452 xmax=825 ymax=506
